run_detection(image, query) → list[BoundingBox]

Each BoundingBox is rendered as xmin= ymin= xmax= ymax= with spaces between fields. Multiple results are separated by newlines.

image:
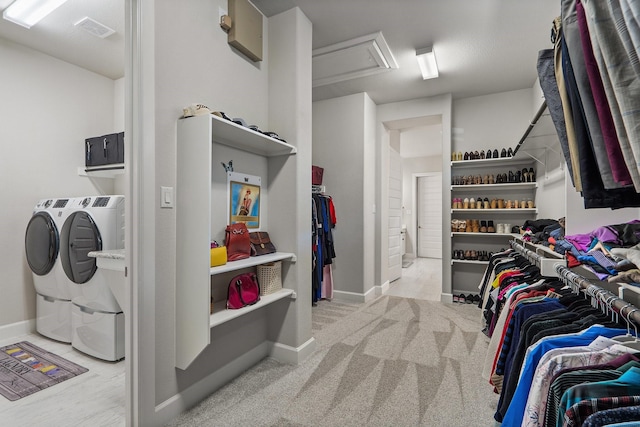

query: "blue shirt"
xmin=500 ymin=325 xmax=627 ymax=426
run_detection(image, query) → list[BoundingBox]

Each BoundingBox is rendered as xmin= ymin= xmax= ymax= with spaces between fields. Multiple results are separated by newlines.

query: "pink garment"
xmin=322 ymin=264 xmax=333 ymax=299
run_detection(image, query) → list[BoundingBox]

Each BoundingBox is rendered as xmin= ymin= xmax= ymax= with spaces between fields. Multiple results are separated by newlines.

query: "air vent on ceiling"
xmin=312 ymin=32 xmax=398 ymax=88
xmin=74 ymin=17 xmax=115 ymax=39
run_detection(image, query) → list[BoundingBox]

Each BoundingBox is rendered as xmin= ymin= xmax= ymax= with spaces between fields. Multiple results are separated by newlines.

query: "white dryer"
xmin=60 ymin=195 xmax=125 ymax=361
xmin=24 ymin=197 xmax=75 ymax=342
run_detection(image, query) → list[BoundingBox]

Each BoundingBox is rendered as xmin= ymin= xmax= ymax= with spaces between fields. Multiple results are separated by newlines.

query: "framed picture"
xmin=227 ymin=172 xmax=261 ymax=229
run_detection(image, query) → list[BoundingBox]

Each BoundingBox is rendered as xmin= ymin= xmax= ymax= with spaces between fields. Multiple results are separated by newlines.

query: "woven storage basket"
xmin=257 ymin=261 xmax=282 ymax=296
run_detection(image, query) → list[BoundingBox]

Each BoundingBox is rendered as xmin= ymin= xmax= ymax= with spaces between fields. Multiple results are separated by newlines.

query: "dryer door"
xmin=60 ymin=211 xmax=102 ymax=284
xmin=25 ymin=212 xmax=59 ymax=275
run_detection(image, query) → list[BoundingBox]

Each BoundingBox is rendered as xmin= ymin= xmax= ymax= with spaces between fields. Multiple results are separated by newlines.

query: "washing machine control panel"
xmin=53 ymin=199 xmax=69 ymax=208
xmin=93 ymin=197 xmax=110 ymax=207
xmin=81 ymin=197 xmax=91 ymax=208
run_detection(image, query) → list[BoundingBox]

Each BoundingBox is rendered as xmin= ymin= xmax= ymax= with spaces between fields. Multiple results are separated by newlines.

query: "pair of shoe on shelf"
xmin=452 ymin=147 xmax=514 ymax=161
xmin=452 ymin=249 xmax=492 ymax=261
xmin=452 ymin=219 xmax=496 ymax=233
xmin=453 ymin=294 xmax=481 ymax=304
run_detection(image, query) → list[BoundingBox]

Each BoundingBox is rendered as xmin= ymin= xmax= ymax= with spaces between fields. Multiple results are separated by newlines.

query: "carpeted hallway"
xmin=167 ymin=296 xmax=497 ymax=426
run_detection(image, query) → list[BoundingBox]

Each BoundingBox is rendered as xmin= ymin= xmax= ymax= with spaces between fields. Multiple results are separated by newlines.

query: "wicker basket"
xmin=257 ymin=261 xmax=282 ymax=296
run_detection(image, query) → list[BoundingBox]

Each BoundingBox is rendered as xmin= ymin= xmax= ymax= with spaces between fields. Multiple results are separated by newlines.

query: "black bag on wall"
xmin=85 ymin=132 xmax=124 ymax=167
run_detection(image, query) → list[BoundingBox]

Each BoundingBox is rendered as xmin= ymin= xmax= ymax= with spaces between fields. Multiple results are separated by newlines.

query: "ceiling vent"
xmin=312 ymin=32 xmax=398 ymax=87
xmin=74 ymin=16 xmax=115 ymax=39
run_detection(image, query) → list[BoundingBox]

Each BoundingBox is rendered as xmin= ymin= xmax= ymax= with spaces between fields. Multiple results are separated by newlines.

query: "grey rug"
xmin=168 ymin=296 xmax=498 ymax=426
xmin=0 ymin=341 xmax=88 ymax=401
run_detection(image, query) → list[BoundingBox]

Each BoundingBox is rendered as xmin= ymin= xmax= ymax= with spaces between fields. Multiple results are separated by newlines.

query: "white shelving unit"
xmin=175 ymin=114 xmax=298 ymax=370
xmin=449 ymin=154 xmax=537 ymax=294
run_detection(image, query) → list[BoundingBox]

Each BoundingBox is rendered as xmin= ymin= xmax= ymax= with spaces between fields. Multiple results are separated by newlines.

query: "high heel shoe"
xmin=529 ymin=167 xmax=535 ymax=182
xmin=507 ymin=147 xmax=513 ymax=157
xmin=486 ymin=149 xmax=492 ymax=159
xmin=500 ymin=148 xmax=507 ymax=158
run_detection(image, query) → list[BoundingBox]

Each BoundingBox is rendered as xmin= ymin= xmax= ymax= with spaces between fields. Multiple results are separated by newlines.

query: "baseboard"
xmin=375 ymin=280 xmax=390 ymax=297
xmin=154 ymin=341 xmax=269 ymax=424
xmin=269 ymin=337 xmax=316 ymax=364
xmin=333 ymin=286 xmax=377 ymax=303
xmin=440 ymin=293 xmax=453 ymax=304
xmin=0 ymin=318 xmax=36 ymax=342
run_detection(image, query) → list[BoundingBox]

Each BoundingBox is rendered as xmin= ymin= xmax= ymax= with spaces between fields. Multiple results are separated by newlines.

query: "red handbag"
xmin=225 ymin=223 xmax=251 ymax=261
xmin=226 ymin=272 xmax=260 ymax=309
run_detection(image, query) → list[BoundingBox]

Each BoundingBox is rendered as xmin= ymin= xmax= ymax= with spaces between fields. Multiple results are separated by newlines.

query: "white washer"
xmin=60 ymin=195 xmax=125 ymax=361
xmin=25 ymin=197 xmax=75 ymax=342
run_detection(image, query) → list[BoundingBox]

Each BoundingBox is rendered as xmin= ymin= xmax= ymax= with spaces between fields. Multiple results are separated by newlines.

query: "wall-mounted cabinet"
xmin=175 ymin=114 xmax=298 ymax=370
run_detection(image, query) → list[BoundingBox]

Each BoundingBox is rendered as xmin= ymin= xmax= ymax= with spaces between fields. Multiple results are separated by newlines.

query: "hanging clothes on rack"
xmin=312 ymin=191 xmax=336 ymax=304
xmin=536 ymin=0 xmax=640 ymax=208
xmin=483 ymin=240 xmax=640 ymax=426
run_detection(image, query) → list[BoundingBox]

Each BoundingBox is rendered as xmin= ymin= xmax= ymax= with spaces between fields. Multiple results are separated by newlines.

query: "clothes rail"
xmin=510 ymin=239 xmax=565 ymax=277
xmin=554 ymin=263 xmax=640 ymax=329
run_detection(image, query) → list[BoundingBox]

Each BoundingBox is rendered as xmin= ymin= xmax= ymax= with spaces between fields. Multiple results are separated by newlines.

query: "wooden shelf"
xmin=211 ymin=252 xmax=296 ymax=275
xmin=208 ymin=114 xmax=297 ymax=157
xmin=451 ymin=182 xmax=537 ymax=191
xmin=210 ymin=289 xmax=294 ymax=328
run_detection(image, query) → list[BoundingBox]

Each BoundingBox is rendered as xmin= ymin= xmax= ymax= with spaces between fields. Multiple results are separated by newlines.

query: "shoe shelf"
xmin=210 ymin=114 xmax=297 ymax=157
xmin=451 ymin=182 xmax=537 ymax=191
xmin=451 ymin=232 xmax=520 ymax=237
xmin=451 ymin=259 xmax=489 ymax=265
xmin=451 ymin=208 xmax=537 ymax=214
xmin=450 ymin=156 xmax=535 ymax=169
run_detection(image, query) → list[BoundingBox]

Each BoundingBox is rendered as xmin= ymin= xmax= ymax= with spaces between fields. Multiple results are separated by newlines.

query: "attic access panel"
xmin=312 ymin=32 xmax=398 ymax=87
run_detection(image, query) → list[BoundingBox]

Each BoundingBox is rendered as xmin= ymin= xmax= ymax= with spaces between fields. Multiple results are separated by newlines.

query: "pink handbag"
xmin=226 ymin=272 xmax=260 ymax=309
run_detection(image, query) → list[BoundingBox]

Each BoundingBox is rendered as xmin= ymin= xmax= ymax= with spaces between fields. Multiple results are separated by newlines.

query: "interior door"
xmin=417 ymin=174 xmax=442 ymax=258
xmin=388 ymin=147 xmax=402 ymax=281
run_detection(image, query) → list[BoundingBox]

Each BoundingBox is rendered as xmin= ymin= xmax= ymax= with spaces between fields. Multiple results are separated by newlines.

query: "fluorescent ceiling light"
xmin=3 ymin=0 xmax=69 ymax=29
xmin=416 ymin=47 xmax=439 ymax=80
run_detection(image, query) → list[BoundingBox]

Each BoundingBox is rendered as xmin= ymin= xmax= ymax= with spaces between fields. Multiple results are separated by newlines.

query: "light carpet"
xmin=167 ymin=296 xmax=498 ymax=426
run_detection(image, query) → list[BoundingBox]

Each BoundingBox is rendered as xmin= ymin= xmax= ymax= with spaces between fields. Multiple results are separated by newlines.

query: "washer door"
xmin=60 ymin=211 xmax=102 ymax=284
xmin=25 ymin=212 xmax=59 ymax=276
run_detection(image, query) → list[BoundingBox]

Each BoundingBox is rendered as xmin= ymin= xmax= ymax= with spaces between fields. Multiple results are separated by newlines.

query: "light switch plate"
xmin=161 ymin=186 xmax=173 ymax=208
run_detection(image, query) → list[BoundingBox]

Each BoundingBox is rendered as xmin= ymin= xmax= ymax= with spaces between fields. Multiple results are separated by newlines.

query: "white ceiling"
xmin=0 ymin=0 xmax=124 ymax=80
xmin=0 ymin=1 xmax=560 ymax=102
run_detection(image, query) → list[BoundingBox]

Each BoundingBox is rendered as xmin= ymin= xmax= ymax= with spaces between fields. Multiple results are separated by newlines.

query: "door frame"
xmin=412 ymin=172 xmax=442 ymax=258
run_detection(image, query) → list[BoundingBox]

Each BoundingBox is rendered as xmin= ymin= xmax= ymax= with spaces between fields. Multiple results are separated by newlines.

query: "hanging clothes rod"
xmin=510 ymin=239 xmax=566 ymax=276
xmin=554 ymin=263 xmax=640 ymax=328
xmin=511 ymin=100 xmax=548 ymax=157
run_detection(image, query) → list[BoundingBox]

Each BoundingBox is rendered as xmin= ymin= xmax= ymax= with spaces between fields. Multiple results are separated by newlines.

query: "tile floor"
xmin=0 ymin=332 xmax=125 ymax=427
xmin=385 ymin=256 xmax=443 ymax=301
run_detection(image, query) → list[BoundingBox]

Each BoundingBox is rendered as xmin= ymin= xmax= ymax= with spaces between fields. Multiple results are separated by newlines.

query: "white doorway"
xmin=416 ymin=174 xmax=442 ymax=258
xmin=388 ymin=146 xmax=403 ymax=282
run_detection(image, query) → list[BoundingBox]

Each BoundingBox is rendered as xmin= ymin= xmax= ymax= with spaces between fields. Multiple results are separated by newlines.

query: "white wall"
xmin=452 ymin=88 xmax=533 ymax=153
xmin=401 ymin=155 xmax=442 ymax=256
xmin=0 ymin=38 xmax=119 ymax=329
xmin=312 ymin=93 xmax=375 ymax=297
xmin=135 ymin=3 xmax=313 ymax=424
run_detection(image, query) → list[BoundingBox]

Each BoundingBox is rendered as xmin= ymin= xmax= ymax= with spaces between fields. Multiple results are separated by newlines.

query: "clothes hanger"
xmin=615 ymin=308 xmax=640 ymax=350
xmin=612 ymin=303 xmax=635 ymax=342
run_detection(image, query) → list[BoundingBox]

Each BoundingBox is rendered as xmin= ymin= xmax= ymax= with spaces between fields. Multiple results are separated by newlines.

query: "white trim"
xmin=0 ymin=319 xmax=35 ymax=342
xmin=154 ymin=342 xmax=270 ymax=424
xmin=440 ymin=293 xmax=453 ymax=304
xmin=269 ymin=337 xmax=316 ymax=364
xmin=375 ymin=280 xmax=390 ymax=297
xmin=333 ymin=286 xmax=377 ymax=303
